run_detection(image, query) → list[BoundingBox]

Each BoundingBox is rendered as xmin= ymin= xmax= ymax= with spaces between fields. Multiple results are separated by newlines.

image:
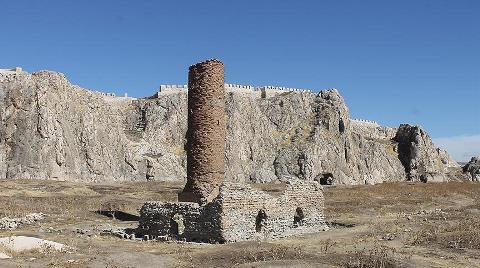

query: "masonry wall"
xmin=138 ymin=201 xmax=223 ymax=243
xmin=218 ymin=180 xmax=327 ymax=242
xmin=138 ymin=180 xmax=327 ymax=243
xmin=180 ymin=59 xmax=226 ymax=203
xmin=349 ymin=119 xmax=397 ymax=140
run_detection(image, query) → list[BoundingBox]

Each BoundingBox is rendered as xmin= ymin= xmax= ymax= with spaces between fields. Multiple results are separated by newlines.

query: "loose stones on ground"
xmin=0 ymin=213 xmax=46 ymax=230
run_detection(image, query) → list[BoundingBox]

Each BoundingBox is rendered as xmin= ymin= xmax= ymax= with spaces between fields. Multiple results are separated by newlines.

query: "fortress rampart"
xmin=349 ymin=118 xmax=397 ymax=140
xmin=350 ymin=118 xmax=379 ymax=126
xmin=157 ymin=83 xmax=315 ymax=97
xmin=0 ymin=67 xmax=22 ymax=74
xmin=0 ymin=67 xmax=24 ymax=82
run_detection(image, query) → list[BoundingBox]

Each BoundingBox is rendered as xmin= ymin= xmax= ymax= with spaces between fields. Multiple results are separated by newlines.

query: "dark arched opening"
xmin=255 ymin=209 xmax=268 ymax=232
xmin=293 ymin=207 xmax=305 ymax=227
xmin=169 ymin=214 xmax=184 ymax=236
xmin=318 ymin=173 xmax=335 ymax=185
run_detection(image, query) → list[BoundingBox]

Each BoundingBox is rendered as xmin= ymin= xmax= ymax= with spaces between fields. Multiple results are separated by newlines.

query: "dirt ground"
xmin=0 ymin=179 xmax=478 ymax=268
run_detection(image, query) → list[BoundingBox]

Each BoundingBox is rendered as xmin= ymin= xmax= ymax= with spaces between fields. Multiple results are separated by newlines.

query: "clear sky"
xmin=1 ymin=0 xmax=479 ymax=161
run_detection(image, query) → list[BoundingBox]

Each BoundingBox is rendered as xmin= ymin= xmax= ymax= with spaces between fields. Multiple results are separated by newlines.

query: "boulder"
xmin=463 ymin=156 xmax=480 ymax=182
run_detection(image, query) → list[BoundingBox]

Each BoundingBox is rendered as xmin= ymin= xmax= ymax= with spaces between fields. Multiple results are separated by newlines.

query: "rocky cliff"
xmin=0 ymin=70 xmax=461 ymax=184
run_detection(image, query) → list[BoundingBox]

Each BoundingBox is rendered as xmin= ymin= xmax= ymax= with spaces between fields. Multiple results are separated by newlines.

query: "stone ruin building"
xmin=137 ymin=59 xmax=327 ymax=243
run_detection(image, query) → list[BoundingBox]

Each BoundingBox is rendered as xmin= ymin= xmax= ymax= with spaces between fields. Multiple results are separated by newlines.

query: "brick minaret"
xmin=178 ymin=59 xmax=225 ymax=204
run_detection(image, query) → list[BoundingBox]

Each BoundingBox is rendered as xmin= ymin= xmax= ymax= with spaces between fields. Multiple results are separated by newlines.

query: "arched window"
xmin=293 ymin=207 xmax=305 ymax=227
xmin=255 ymin=209 xmax=268 ymax=232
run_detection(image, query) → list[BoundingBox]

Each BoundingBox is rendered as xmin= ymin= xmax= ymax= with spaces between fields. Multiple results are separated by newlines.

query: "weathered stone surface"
xmin=0 ymin=213 xmax=45 ymax=230
xmin=138 ymin=179 xmax=327 ymax=243
xmin=463 ymin=156 xmax=480 ymax=182
xmin=0 ymin=70 xmax=461 ymax=184
xmin=180 ymin=59 xmax=225 ymax=203
xmin=393 ymin=124 xmax=457 ymax=182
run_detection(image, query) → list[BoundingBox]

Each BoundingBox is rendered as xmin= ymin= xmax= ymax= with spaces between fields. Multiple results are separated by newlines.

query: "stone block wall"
xmin=155 ymin=83 xmax=316 ymax=98
xmin=350 ymin=118 xmax=397 ymax=140
xmin=219 ymin=180 xmax=327 ymax=241
xmin=138 ymin=201 xmax=223 ymax=242
xmin=138 ymin=179 xmax=327 ymax=243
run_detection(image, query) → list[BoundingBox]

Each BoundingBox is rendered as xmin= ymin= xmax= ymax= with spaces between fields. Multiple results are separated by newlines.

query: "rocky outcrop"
xmin=0 ymin=70 xmax=462 ymax=184
xmin=393 ymin=124 xmax=461 ymax=182
xmin=463 ymin=157 xmax=480 ymax=182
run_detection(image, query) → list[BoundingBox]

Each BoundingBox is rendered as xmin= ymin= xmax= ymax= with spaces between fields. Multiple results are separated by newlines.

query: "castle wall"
xmin=0 ymin=67 xmax=22 ymax=74
xmin=349 ymin=118 xmax=397 ymax=140
xmin=156 ymin=83 xmax=315 ymax=98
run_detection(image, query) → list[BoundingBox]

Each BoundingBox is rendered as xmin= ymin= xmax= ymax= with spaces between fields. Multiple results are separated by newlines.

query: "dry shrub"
xmin=189 ymin=243 xmax=308 ymax=267
xmin=233 ymin=243 xmax=305 ymax=264
xmin=0 ymin=241 xmax=61 ymax=258
xmin=411 ymin=218 xmax=480 ymax=250
xmin=344 ymin=245 xmax=398 ymax=268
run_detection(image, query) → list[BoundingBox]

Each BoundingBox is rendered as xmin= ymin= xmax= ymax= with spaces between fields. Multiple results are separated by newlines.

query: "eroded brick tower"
xmin=178 ymin=59 xmax=225 ymax=203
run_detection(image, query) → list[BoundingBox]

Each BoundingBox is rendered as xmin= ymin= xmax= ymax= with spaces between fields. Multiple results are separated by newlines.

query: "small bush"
xmin=344 ymin=245 xmax=398 ymax=268
xmin=411 ymin=218 xmax=480 ymax=250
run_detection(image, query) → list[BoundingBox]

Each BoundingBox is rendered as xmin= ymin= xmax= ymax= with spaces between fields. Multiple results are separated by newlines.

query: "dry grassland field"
xmin=0 ymin=180 xmax=478 ymax=268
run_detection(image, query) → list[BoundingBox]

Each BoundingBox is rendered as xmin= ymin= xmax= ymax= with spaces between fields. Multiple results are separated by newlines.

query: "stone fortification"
xmin=0 ymin=67 xmax=22 ymax=74
xmin=158 ymin=83 xmax=313 ymax=97
xmin=349 ymin=118 xmax=397 ymax=140
xmin=179 ymin=59 xmax=226 ymax=204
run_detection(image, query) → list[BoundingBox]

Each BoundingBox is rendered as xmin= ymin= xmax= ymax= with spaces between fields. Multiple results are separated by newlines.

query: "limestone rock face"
xmin=0 ymin=71 xmax=461 ymax=184
xmin=393 ymin=124 xmax=458 ymax=182
xmin=463 ymin=157 xmax=480 ymax=182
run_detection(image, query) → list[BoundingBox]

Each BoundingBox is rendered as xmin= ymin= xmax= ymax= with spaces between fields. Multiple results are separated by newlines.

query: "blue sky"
xmin=1 ymin=1 xmax=479 ymax=161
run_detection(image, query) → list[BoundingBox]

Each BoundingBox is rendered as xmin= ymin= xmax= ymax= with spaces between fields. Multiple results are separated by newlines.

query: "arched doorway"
xmin=170 ymin=214 xmax=185 ymax=236
xmin=293 ymin=207 xmax=305 ymax=227
xmin=255 ymin=209 xmax=268 ymax=232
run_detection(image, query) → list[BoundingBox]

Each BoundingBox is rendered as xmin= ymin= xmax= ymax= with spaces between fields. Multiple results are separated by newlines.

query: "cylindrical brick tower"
xmin=178 ymin=59 xmax=226 ymax=204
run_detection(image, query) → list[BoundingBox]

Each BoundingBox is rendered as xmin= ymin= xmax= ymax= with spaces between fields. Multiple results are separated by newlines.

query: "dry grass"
xmin=0 ymin=179 xmax=479 ymax=267
xmin=325 ymin=181 xmax=480 ymax=217
xmin=411 ymin=218 xmax=480 ymax=250
xmin=344 ymin=245 xmax=399 ymax=268
xmin=183 ymin=242 xmax=310 ymax=267
xmin=0 ymin=180 xmax=183 ymax=219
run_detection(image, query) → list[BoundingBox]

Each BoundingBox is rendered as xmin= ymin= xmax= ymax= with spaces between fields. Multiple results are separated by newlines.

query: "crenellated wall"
xmin=349 ymin=118 xmax=397 ymax=140
xmin=157 ymin=83 xmax=315 ymax=97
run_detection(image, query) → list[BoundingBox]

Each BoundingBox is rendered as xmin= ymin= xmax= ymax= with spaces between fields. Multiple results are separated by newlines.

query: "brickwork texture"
xmin=179 ymin=59 xmax=226 ymax=204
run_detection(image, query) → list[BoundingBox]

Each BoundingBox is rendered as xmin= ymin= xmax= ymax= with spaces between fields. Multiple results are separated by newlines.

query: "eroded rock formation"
xmin=463 ymin=157 xmax=480 ymax=182
xmin=394 ymin=124 xmax=459 ymax=182
xmin=0 ymin=70 xmax=463 ymax=184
